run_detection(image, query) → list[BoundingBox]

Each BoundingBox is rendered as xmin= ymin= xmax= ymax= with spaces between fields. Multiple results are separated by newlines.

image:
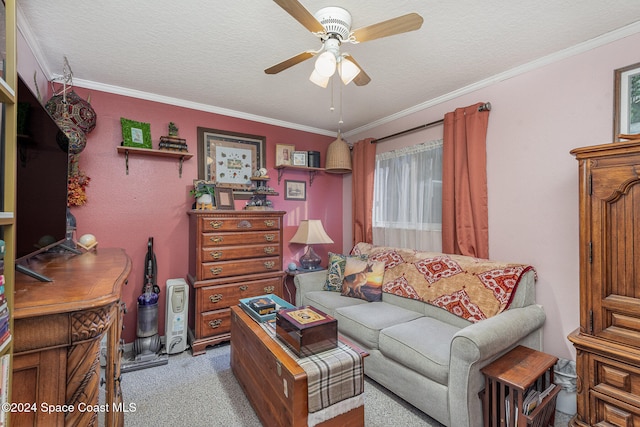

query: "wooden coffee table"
xmin=230 ymin=305 xmax=365 ymax=427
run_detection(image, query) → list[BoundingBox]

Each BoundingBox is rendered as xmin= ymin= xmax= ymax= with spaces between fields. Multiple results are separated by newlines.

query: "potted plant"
xmin=190 ymin=182 xmax=215 ymax=210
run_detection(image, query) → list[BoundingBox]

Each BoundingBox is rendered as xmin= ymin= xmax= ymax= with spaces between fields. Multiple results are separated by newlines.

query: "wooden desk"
xmin=12 ymin=248 xmax=131 ymax=427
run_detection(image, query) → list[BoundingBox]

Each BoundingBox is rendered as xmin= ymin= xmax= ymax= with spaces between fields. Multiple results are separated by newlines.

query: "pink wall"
xmin=349 ymin=32 xmax=640 ymax=361
xmin=69 ymin=91 xmax=344 ymax=342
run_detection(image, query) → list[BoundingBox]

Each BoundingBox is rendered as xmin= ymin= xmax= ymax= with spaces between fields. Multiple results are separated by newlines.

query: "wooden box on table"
xmin=276 ymin=306 xmax=337 ymax=357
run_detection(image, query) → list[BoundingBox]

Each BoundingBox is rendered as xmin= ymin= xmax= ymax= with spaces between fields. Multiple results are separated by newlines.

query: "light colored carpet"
xmin=118 ymin=342 xmax=572 ymax=426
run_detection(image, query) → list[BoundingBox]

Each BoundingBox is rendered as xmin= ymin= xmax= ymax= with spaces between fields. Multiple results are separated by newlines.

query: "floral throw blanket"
xmin=351 ymin=243 xmax=536 ymax=323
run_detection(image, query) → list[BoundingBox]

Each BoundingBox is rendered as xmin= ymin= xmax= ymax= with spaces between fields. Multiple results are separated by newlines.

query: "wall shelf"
xmin=116 ymin=146 xmax=193 ymax=177
xmin=274 ymin=165 xmax=324 ymax=186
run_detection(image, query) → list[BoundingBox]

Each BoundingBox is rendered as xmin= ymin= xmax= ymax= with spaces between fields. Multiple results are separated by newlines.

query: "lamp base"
xmin=299 ymin=246 xmax=322 ymax=270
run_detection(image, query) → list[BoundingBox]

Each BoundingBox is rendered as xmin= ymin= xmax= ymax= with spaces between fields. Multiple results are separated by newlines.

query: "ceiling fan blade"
xmin=343 ymin=55 xmax=371 ymax=86
xmin=273 ymin=0 xmax=325 ymax=34
xmin=351 ymin=13 xmax=424 ymax=43
xmin=265 ymin=51 xmax=315 ymax=75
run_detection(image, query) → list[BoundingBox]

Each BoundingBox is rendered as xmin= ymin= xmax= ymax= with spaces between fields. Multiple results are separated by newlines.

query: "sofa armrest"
xmin=448 ymin=304 xmax=546 ymax=427
xmin=293 ymin=270 xmax=327 ymax=306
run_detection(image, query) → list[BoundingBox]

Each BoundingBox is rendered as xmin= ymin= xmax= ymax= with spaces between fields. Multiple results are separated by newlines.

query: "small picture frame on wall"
xmin=121 ymin=118 xmax=152 ymax=149
xmin=284 ymin=180 xmax=306 ymax=201
xmin=275 ymin=144 xmax=295 ymax=166
xmin=614 ymin=61 xmax=640 ymax=141
xmin=215 ymin=187 xmax=235 ymax=210
xmin=292 ymin=151 xmax=308 ymax=166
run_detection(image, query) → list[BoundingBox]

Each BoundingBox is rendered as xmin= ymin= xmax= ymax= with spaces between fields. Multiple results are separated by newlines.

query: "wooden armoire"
xmin=568 ymin=140 xmax=640 ymax=426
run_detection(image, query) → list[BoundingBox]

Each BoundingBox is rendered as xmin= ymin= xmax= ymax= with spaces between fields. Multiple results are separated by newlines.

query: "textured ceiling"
xmin=16 ymin=0 xmax=640 ymax=136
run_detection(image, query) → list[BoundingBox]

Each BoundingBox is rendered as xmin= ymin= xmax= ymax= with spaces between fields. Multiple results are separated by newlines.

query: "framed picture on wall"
xmin=292 ymin=151 xmax=307 ymax=166
xmin=197 ymin=127 xmax=265 ymax=191
xmin=284 ymin=180 xmax=306 ymax=201
xmin=275 ymin=144 xmax=295 ymax=166
xmin=121 ymin=118 xmax=152 ymax=149
xmin=613 ymin=61 xmax=640 ymax=141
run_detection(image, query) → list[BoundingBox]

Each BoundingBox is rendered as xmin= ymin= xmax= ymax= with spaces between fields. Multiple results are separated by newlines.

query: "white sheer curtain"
xmin=372 ymin=139 xmax=443 ymax=252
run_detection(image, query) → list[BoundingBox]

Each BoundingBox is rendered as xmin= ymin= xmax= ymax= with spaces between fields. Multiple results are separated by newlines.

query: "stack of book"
xmin=0 ymin=272 xmax=9 ymax=427
xmin=158 ymin=135 xmax=189 ymax=152
xmin=0 ymin=274 xmax=9 ymax=353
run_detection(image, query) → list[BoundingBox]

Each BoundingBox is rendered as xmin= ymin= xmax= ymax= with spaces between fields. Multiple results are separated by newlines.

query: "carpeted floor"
xmin=118 ymin=342 xmax=572 ymax=426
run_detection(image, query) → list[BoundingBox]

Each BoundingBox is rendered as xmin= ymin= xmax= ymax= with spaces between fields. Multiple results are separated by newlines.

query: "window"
xmin=372 ymin=139 xmax=443 ymax=251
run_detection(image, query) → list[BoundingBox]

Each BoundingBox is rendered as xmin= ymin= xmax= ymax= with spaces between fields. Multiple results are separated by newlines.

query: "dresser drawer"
xmin=201 ymin=244 xmax=280 ymax=262
xmin=591 ymin=387 xmax=640 ymax=426
xmin=198 ymin=276 xmax=283 ymax=312
xmin=200 ymin=216 xmax=281 ymax=232
xmin=196 ymin=308 xmax=231 ymax=338
xmin=592 ymin=354 xmax=640 ymax=408
xmin=202 ymin=230 xmax=280 ymax=247
xmin=200 ymin=256 xmax=281 ymax=280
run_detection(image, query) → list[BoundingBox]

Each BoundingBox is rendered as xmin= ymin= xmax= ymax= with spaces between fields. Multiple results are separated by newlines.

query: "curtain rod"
xmin=372 ymin=102 xmax=491 ymax=144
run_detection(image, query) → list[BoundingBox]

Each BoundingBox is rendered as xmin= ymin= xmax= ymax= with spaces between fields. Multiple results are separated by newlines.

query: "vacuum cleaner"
xmin=121 ymin=237 xmax=169 ymax=372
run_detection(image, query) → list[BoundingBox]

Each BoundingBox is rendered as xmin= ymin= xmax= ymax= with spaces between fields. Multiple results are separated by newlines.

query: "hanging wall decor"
xmin=46 ymin=90 xmax=97 ymax=134
xmin=45 ymin=56 xmax=97 ymax=135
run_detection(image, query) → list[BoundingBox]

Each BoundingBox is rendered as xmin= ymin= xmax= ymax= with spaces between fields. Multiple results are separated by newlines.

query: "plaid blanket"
xmin=261 ymin=322 xmax=364 ymax=413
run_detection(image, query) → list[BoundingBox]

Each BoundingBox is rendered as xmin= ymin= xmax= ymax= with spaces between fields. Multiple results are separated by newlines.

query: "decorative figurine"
xmin=168 ymin=122 xmax=178 ymax=136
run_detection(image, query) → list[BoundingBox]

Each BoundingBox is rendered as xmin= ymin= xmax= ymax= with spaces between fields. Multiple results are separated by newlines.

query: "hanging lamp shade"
xmin=325 ymin=133 xmax=352 ymax=174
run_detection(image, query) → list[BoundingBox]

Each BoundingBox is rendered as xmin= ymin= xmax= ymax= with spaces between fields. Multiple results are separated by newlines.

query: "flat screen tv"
xmin=15 ymin=74 xmax=75 ymax=281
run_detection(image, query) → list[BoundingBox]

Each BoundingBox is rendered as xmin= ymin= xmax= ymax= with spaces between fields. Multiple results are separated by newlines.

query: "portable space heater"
xmin=165 ymin=278 xmax=189 ymax=354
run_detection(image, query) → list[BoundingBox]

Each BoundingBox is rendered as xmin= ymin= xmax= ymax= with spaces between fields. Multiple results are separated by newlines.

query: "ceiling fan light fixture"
xmin=338 ymin=57 xmax=360 ymax=85
xmin=309 ymin=69 xmax=330 ymax=88
xmin=314 ymin=51 xmax=336 ymax=77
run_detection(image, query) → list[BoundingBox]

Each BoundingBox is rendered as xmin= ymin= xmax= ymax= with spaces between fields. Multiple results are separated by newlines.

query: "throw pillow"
xmin=341 ymin=257 xmax=385 ymax=302
xmin=324 ymin=252 xmax=368 ymax=292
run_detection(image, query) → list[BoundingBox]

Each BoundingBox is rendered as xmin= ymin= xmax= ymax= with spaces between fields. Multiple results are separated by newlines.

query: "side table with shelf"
xmin=284 ymin=268 xmax=326 ymax=305
xmin=481 ymin=345 xmax=560 ymax=427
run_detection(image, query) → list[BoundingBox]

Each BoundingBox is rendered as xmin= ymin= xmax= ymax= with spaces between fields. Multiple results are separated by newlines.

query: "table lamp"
xmin=290 ymin=219 xmax=334 ymax=270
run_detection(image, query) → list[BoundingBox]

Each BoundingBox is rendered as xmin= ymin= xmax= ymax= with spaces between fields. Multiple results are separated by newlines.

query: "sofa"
xmin=294 ymin=242 xmax=546 ymax=427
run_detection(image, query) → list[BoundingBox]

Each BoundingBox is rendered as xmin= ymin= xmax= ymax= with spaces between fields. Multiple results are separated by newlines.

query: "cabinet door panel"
xmin=590 ymin=164 xmax=640 ymax=345
xmin=12 ymin=349 xmax=66 ymax=426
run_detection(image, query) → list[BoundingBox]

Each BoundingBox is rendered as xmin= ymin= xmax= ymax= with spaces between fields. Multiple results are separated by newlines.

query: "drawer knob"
xmin=208 ymin=319 xmax=223 ymax=329
xmin=264 ymin=220 xmax=276 ymax=227
xmin=264 ymin=246 xmax=275 ymax=254
xmin=210 ymin=267 xmax=223 ymax=275
xmin=210 ymin=236 xmax=224 ymax=244
xmin=264 ymin=261 xmax=275 ymax=269
xmin=209 ymin=293 xmax=223 ymax=303
xmin=210 ymin=251 xmax=223 ymax=260
xmin=264 ymin=285 xmax=275 ymax=293
xmin=210 ymin=220 xmax=224 ymax=229
xmin=239 ymin=285 xmax=248 ymax=291
xmin=264 ymin=234 xmax=275 ymax=242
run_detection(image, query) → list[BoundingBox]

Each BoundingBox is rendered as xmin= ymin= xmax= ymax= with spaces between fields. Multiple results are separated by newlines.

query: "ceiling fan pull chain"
xmin=338 ymin=66 xmax=344 ymax=125
xmin=329 ymin=75 xmax=335 ymax=111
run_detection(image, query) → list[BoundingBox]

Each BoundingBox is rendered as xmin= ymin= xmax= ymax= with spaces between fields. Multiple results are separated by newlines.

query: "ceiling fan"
xmin=265 ymin=0 xmax=424 ymax=87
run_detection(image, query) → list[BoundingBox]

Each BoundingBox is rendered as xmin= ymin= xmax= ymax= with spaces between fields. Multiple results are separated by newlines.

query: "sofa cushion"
xmin=341 ymin=258 xmax=385 ymax=302
xmin=334 ymin=302 xmax=424 ymax=349
xmin=324 ymin=252 xmax=368 ymax=292
xmin=379 ymin=317 xmax=461 ymax=385
xmin=303 ymin=290 xmax=368 ymax=317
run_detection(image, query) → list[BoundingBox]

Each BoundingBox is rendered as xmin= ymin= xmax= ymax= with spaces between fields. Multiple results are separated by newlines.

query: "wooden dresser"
xmin=187 ymin=210 xmax=285 ymax=355
xmin=568 ymin=141 xmax=640 ymax=426
xmin=12 ymin=248 xmax=131 ymax=427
